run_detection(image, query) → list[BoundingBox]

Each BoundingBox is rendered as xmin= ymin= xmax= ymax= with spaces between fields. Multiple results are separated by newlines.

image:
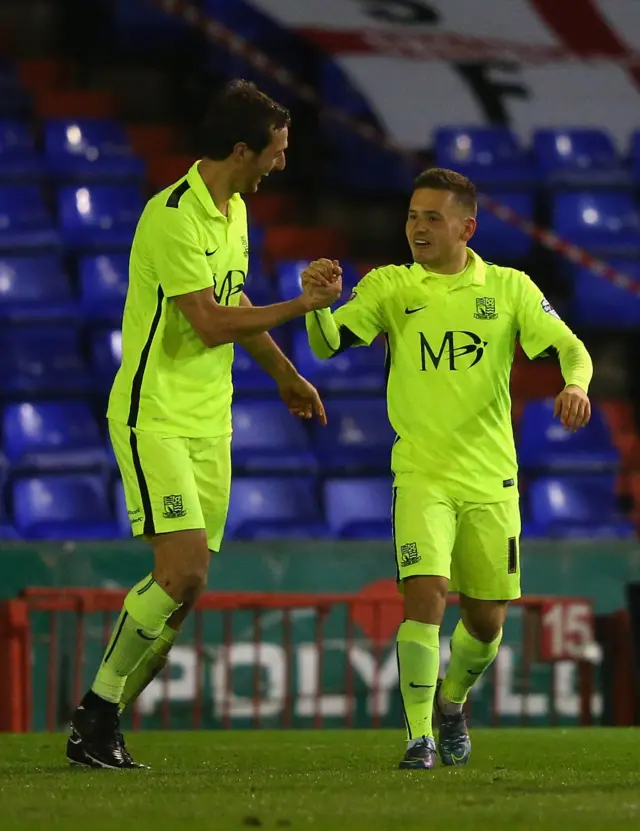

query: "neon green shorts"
xmin=392 ymin=486 xmax=521 ymax=601
xmin=109 ymin=420 xmax=231 ymax=551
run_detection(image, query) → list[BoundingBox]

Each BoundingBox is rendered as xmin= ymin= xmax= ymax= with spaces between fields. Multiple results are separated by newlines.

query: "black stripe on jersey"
xmin=129 ymin=428 xmax=155 ymax=537
xmin=384 ymin=333 xmax=392 ymax=386
xmin=166 ymin=179 xmax=190 ymax=208
xmin=127 ymin=285 xmax=164 ymax=428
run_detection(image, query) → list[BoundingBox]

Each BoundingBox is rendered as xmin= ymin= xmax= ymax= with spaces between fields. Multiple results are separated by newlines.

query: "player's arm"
xmin=305 ymin=269 xmax=386 ymax=359
xmin=516 ymin=272 xmax=593 ymax=430
xmin=151 ymin=211 xmax=338 ymax=346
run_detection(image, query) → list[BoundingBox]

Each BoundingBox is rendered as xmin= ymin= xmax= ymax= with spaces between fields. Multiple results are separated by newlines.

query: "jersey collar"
xmin=187 ymin=161 xmax=240 ymax=221
xmin=411 ymin=248 xmax=486 ymax=288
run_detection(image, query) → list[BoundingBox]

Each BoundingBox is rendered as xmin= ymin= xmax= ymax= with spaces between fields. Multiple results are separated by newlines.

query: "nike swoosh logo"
xmin=136 ymin=629 xmax=158 ymax=641
xmin=69 ymin=735 xmax=82 ymax=745
xmin=405 ymin=306 xmax=427 ymax=315
xmin=409 ymin=682 xmax=435 ymax=688
xmin=205 ymin=248 xmax=218 ymax=257
xmin=467 ymin=669 xmax=483 ymax=676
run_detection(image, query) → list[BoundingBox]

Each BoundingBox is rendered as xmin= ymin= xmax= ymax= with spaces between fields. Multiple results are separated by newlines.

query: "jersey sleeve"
xmin=333 ymin=269 xmax=387 ymax=345
xmin=516 ymin=272 xmax=575 ymax=359
xmin=149 ymin=209 xmax=214 ymax=298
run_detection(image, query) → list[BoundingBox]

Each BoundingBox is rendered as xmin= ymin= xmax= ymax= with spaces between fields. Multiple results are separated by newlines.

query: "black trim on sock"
xmin=104 ymin=610 xmax=129 ymax=664
xmin=396 ymin=642 xmax=412 ymax=741
xmin=137 ymin=576 xmax=155 ymax=595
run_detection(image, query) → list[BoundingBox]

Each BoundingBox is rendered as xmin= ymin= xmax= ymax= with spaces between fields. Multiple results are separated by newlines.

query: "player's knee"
xmin=154 ymin=566 xmax=208 ymax=606
xmin=460 ymin=597 xmax=508 ymax=643
xmin=403 ymin=575 xmax=448 ymax=625
xmin=152 ymin=529 xmax=211 ymax=605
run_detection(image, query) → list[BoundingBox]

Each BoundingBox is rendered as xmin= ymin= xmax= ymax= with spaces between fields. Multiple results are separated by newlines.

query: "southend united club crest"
xmin=162 ymin=494 xmax=187 ymax=519
xmin=474 ymin=296 xmax=498 ymax=320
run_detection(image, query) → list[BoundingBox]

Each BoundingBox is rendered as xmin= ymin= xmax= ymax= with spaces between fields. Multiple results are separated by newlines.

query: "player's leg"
xmin=436 ymin=498 xmax=521 ymax=766
xmin=393 ymin=486 xmax=457 ymax=770
xmin=68 ymin=423 xmax=209 ymax=769
xmin=119 ymin=435 xmax=231 ymax=712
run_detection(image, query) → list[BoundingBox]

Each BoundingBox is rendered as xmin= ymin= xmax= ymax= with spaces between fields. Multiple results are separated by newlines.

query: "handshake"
xmin=298 ymin=258 xmax=343 ymax=313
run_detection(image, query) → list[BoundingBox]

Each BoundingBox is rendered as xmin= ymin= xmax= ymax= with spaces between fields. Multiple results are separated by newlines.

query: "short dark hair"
xmin=200 ymin=80 xmax=291 ymax=160
xmin=413 ymin=168 xmax=477 ymax=215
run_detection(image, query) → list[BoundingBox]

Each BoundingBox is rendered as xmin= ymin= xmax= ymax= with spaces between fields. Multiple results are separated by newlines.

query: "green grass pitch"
xmin=1 ymin=729 xmax=639 ymax=830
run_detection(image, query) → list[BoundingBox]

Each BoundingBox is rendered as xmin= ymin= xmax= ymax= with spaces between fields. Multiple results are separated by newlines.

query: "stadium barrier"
xmin=0 ymin=588 xmax=608 ymax=732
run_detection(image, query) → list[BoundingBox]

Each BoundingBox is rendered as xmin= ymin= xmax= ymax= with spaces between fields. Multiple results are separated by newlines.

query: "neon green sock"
xmin=91 ymin=575 xmax=181 ymax=704
xmin=440 ymin=620 xmax=502 ymax=709
xmin=396 ymin=619 xmax=440 ymax=741
xmin=119 ymin=624 xmax=179 ymax=712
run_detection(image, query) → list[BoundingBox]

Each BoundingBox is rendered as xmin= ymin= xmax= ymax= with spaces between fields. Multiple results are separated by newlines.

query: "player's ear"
xmin=232 ymin=142 xmax=251 ymax=163
xmin=462 ymin=216 xmax=476 ymax=242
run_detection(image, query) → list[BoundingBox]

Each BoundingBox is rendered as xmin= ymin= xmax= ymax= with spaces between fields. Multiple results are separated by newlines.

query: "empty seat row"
xmin=0 ymin=254 xmax=128 ymax=321
xmin=0 ymin=474 xmax=393 ymax=541
xmin=0 ymin=398 xmax=620 ymax=476
xmin=0 ymin=118 xmax=145 ymax=182
xmin=0 ymin=472 xmax=633 ymax=542
xmin=0 ymin=325 xmax=387 ymax=396
xmin=0 ymin=185 xmax=142 ymax=250
xmin=436 ymin=127 xmax=640 ymax=188
xmin=0 ymin=399 xmax=394 ymax=474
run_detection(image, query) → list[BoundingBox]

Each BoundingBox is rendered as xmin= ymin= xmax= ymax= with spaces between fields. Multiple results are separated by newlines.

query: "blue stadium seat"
xmin=231 ymin=400 xmax=316 ymax=472
xmin=0 ymin=120 xmax=44 ymax=181
xmin=528 ymin=475 xmax=634 ymax=538
xmin=232 ymin=345 xmax=277 ymax=395
xmin=435 ymin=127 xmax=535 ymax=187
xmin=114 ymin=479 xmax=131 ymax=538
xmin=518 ymin=399 xmax=618 ymax=472
xmin=58 ymin=185 xmax=143 ymax=251
xmin=0 ymin=501 xmax=19 ymax=539
xmin=80 ymin=253 xmax=128 ymax=320
xmin=533 ymin=129 xmax=628 ymax=188
xmin=3 ymin=401 xmax=107 ymax=471
xmin=552 ymin=192 xmax=640 ymax=256
xmin=44 ymin=118 xmax=145 ymax=182
xmin=91 ymin=328 xmax=122 ymax=389
xmin=324 ymin=478 xmax=391 ymax=539
xmin=0 ymin=186 xmax=59 ymax=250
xmin=570 ymin=260 xmax=640 ymax=328
xmin=291 ymin=330 xmax=385 ymax=393
xmin=0 ymin=255 xmax=78 ymax=321
xmin=0 ymin=327 xmax=91 ymax=395
xmin=12 ymin=474 xmax=118 ymax=540
xmin=243 ymin=266 xmax=273 ymax=306
xmin=472 ymin=193 xmax=534 ymax=261
xmin=312 ymin=398 xmax=394 ymax=473
xmin=226 ymin=477 xmax=326 ymax=539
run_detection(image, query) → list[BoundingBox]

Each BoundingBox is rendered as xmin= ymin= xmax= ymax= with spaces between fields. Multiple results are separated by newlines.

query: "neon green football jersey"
xmin=107 ymin=162 xmax=248 ymax=437
xmin=333 ymin=249 xmax=579 ymax=502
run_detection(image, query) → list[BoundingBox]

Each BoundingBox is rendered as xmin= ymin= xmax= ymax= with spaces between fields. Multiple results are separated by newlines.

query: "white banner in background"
xmin=248 ymin=0 xmax=640 ymax=149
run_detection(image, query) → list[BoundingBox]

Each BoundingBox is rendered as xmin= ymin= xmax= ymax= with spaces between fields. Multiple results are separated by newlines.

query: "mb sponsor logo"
xmin=419 ymin=330 xmax=487 ymax=371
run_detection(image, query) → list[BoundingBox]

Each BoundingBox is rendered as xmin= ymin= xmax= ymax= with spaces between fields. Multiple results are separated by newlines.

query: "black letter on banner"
xmin=358 ymin=0 xmax=440 ymax=25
